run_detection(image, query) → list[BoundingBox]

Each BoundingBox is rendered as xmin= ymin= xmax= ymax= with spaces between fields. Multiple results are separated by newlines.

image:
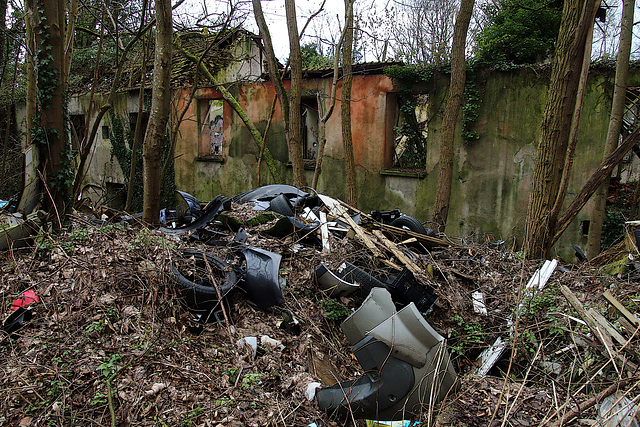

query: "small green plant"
xmin=319 ymin=299 xmax=350 ymax=321
xmin=450 ymin=314 xmax=484 ymax=356
xmin=527 ymin=293 xmax=556 ymax=314
xmin=222 ymin=366 xmax=239 ymax=383
xmin=46 ymin=379 xmax=65 ymax=397
xmin=180 ymin=407 xmax=204 ymax=426
xmin=241 ymin=373 xmax=263 ymax=390
xmin=518 ymin=329 xmax=538 ymax=354
xmin=91 ymin=392 xmax=107 ymax=406
xmin=69 ymin=227 xmax=89 ymax=243
xmin=97 ymin=353 xmax=122 ymax=378
xmin=85 ymin=319 xmax=106 ymax=335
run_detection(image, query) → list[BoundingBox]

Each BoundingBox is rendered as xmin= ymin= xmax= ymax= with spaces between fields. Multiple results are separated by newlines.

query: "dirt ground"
xmin=1 ymin=201 xmax=639 ymax=426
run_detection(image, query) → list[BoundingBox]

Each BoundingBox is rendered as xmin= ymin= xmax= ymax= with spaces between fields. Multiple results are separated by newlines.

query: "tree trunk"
xmin=551 ymin=127 xmax=640 ymax=246
xmin=586 ymin=0 xmax=634 ymax=258
xmin=548 ymin=5 xmax=597 ymax=239
xmin=312 ymin=1 xmax=350 ymax=189
xmin=253 ymin=0 xmax=308 ymax=187
xmin=28 ymin=0 xmax=68 ymax=230
xmin=126 ymin=37 xmax=149 ymax=212
xmin=342 ymin=0 xmax=357 ymax=206
xmin=0 ymin=0 xmax=5 ymax=76
xmin=524 ymin=0 xmax=598 ymax=259
xmin=285 ymin=0 xmax=307 ymax=187
xmin=142 ymin=0 xmax=171 ymax=225
xmin=432 ymin=0 xmax=474 ymax=229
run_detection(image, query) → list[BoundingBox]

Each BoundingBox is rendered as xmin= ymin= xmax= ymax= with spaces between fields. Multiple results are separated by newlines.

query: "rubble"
xmin=0 ymin=186 xmax=639 ymax=425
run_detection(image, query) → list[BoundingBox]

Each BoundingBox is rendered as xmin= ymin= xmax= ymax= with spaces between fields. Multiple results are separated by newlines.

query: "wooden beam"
xmin=603 ymin=290 xmax=640 ymax=327
xmin=372 ymin=230 xmax=424 ymax=277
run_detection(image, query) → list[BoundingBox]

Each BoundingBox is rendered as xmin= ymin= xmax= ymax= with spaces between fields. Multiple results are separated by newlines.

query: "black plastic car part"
xmin=2 ymin=307 xmax=34 ymax=338
xmin=171 ymin=249 xmax=239 ymax=314
xmin=160 ymin=195 xmax=230 ymax=234
xmin=329 ymin=261 xmax=438 ymax=313
xmin=235 ymin=246 xmax=284 ymax=309
xmin=269 ymin=194 xmax=295 ymax=216
xmin=317 ymin=288 xmax=457 ymax=421
xmin=176 ymin=190 xmax=203 ymax=219
xmin=316 ymin=336 xmax=415 ymax=419
xmin=233 ymin=185 xmax=309 ymax=206
xmin=262 ymin=216 xmax=320 ymax=242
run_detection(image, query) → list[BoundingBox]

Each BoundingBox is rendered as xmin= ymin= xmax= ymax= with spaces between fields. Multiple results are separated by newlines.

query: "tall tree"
xmin=312 ymin=4 xmax=350 ymax=189
xmin=587 ymin=0 xmax=635 ymax=258
xmin=26 ymin=0 xmax=69 ymax=229
xmin=432 ymin=0 xmax=475 ymax=229
xmin=285 ymin=0 xmax=307 ymax=187
xmin=524 ymin=0 xmax=598 ymax=259
xmin=341 ymin=0 xmax=357 ymax=206
xmin=142 ymin=0 xmax=172 ymax=225
xmin=252 ymin=0 xmax=307 ymax=187
xmin=389 ymin=0 xmax=457 ymax=65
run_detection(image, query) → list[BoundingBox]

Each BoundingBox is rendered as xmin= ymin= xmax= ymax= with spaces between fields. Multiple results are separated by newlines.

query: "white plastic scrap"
xmin=305 ymin=382 xmax=322 ymax=401
xmin=471 ymin=291 xmax=487 ymax=316
xmin=260 ymin=335 xmax=285 ymax=350
xmin=237 ymin=336 xmax=258 ymax=358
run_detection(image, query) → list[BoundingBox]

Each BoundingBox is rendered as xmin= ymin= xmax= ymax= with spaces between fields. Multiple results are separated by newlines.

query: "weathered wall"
xmin=175 ymin=74 xmax=396 ymax=203
xmin=171 ymin=65 xmax=640 ymax=261
xmin=15 ymin=62 xmax=637 ymax=261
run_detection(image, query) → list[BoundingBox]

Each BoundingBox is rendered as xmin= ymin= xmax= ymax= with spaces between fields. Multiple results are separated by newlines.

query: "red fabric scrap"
xmin=11 ymin=290 xmax=39 ymax=311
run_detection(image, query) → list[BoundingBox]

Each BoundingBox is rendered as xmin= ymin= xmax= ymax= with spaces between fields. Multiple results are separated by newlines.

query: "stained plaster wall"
xmin=21 ymin=62 xmax=634 ymax=260
xmin=409 ymin=67 xmax=638 ymax=259
xmin=174 ymin=73 xmax=396 ymax=204
xmin=175 ymin=66 xmax=639 ymax=260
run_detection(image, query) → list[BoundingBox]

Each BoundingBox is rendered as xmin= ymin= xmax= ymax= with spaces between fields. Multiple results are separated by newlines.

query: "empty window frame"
xmin=199 ymin=99 xmax=225 ymax=158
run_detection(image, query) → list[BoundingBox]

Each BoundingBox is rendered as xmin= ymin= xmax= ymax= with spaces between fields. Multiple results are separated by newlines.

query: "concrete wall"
xmin=16 ymin=61 xmax=638 ymax=261
xmin=170 ymin=65 xmax=639 ymax=261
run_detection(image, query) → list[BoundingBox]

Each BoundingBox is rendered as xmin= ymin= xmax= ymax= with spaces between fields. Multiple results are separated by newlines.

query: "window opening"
xmin=200 ymin=99 xmax=224 ymax=158
xmin=393 ymin=93 xmax=428 ymax=170
xmin=70 ymin=114 xmax=86 ymax=150
xmin=301 ymin=98 xmax=319 ymax=161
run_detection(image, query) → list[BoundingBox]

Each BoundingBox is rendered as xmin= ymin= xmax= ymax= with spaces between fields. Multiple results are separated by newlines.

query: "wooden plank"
xmin=603 ymin=290 xmax=640 ymax=327
xmin=372 ymin=230 xmax=423 ymax=277
xmin=319 ymin=211 xmax=330 ymax=253
xmin=561 ymin=285 xmax=631 ymax=372
xmin=561 ymin=286 xmax=615 ymax=349
xmin=587 ymin=308 xmax=627 ymax=346
xmin=337 ymin=199 xmax=455 ymax=247
xmin=334 ymin=204 xmax=385 ymax=259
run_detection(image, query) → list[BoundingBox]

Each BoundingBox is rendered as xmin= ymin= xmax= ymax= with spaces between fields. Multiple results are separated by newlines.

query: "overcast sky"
xmin=246 ymin=0 xmax=351 ymax=60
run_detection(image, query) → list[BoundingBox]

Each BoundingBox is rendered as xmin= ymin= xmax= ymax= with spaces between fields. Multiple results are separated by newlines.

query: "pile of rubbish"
xmin=1 ymin=184 xmax=640 ymax=426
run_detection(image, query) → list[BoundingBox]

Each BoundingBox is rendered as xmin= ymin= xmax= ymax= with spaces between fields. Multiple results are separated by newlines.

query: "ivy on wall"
xmin=385 ymin=63 xmax=484 ymax=161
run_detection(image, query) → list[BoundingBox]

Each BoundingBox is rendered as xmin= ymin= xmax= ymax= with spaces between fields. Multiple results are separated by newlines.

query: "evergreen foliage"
xmin=475 ymin=0 xmax=562 ymax=65
xmin=300 ymin=43 xmax=333 ymax=69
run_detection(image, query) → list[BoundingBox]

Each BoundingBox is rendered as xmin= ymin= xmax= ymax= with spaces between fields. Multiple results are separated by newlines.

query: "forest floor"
xmin=1 ymin=199 xmax=639 ymax=427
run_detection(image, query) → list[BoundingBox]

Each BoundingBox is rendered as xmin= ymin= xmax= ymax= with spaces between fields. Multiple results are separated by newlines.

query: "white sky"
xmin=246 ymin=0 xmax=350 ymax=61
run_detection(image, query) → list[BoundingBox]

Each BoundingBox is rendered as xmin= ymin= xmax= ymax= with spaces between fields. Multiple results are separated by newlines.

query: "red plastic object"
xmin=11 ymin=290 xmax=39 ymax=311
